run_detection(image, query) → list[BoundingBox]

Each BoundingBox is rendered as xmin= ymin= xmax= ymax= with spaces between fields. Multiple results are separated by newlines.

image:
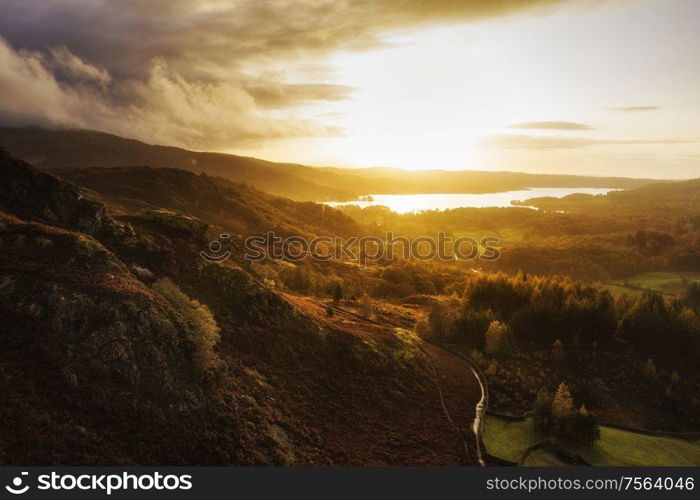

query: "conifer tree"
xmin=533 ymin=387 xmax=553 ymax=432
xmin=644 ymin=358 xmax=657 ymax=378
xmin=333 ymin=282 xmax=343 ymax=304
xmin=485 ymin=320 xmax=512 ymax=358
xmin=552 ymin=382 xmax=574 ymax=421
xmin=359 ymin=292 xmax=372 ymax=317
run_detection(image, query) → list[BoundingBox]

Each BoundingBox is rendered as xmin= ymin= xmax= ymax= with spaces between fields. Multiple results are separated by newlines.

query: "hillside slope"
xmin=0 ymin=127 xmax=359 ymax=201
xmin=0 ymin=127 xmax=663 ymax=202
xmin=518 ymin=177 xmax=700 ymax=218
xmin=0 ymin=149 xmax=480 ymax=465
xmin=53 ymin=165 xmax=365 ymax=239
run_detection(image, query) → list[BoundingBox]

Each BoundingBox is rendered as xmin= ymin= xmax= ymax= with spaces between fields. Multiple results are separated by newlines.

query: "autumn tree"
xmin=534 ymin=383 xmax=599 ymax=444
xmin=485 ymin=320 xmax=513 ymax=358
xmin=153 ymin=278 xmax=222 ymax=374
xmin=552 ymin=339 xmax=565 ymax=361
xmin=552 ymin=382 xmax=574 ymax=421
xmin=569 ymin=405 xmax=600 ymax=444
xmin=644 ymin=358 xmax=657 ymax=379
xmin=453 ymin=308 xmax=491 ymax=350
xmin=359 ymin=292 xmax=372 ymax=317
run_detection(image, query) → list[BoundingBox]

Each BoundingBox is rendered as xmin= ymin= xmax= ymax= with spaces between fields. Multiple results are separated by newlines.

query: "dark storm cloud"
xmin=509 ymin=121 xmax=595 ymax=131
xmin=0 ymin=0 xmax=577 ymax=77
xmin=0 ymin=0 xmax=594 ymax=149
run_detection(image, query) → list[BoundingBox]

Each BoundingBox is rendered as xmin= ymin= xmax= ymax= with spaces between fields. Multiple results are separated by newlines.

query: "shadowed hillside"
xmin=53 ymin=165 xmax=365 ymax=239
xmin=0 ymin=149 xmax=481 ymax=465
xmin=0 ymin=127 xmax=664 ymax=202
xmin=0 ymin=127 xmax=360 ymax=201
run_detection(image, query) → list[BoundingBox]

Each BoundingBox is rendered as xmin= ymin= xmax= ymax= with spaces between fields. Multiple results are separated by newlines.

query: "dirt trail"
xmin=282 ymin=294 xmax=482 ymax=465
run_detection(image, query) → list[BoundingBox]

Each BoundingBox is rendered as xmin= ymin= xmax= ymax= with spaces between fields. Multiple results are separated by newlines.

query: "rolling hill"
xmin=0 ymin=127 xmax=665 ymax=202
xmin=0 ymin=148 xmax=483 ymax=465
xmin=516 ymin=177 xmax=700 ymax=218
xmin=52 ymin=165 xmax=365 ymax=239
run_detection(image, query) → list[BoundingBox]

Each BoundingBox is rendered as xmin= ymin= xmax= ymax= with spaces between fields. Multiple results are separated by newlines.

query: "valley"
xmin=0 ymin=129 xmax=698 ymax=466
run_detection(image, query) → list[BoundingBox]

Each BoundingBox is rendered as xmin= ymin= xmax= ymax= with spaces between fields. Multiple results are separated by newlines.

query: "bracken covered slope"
xmin=0 ymin=150 xmax=480 ymax=465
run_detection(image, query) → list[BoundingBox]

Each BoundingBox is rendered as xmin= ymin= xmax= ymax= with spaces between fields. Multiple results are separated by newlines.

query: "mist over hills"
xmin=0 ymin=127 xmax=666 ymax=202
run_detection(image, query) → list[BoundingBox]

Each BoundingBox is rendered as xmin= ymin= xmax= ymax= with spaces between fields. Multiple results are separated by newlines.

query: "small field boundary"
xmin=596 ymin=421 xmax=700 ymax=440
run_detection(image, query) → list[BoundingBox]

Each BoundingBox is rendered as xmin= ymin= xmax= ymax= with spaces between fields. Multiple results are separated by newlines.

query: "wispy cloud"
xmin=610 ymin=106 xmax=659 ymax=112
xmin=508 ymin=121 xmax=594 ymax=131
xmin=244 ymin=83 xmax=355 ymax=108
xmin=479 ymin=133 xmax=694 ymax=150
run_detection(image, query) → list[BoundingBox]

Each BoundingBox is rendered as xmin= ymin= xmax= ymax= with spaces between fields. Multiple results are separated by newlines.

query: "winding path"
xmin=282 ymin=293 xmax=484 ymax=465
xmin=425 ymin=340 xmax=488 ymax=466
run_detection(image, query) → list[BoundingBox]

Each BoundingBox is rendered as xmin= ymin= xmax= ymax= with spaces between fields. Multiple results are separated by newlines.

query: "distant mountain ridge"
xmin=0 ymin=127 xmax=668 ymax=201
xmin=0 ymin=127 xmax=359 ymax=201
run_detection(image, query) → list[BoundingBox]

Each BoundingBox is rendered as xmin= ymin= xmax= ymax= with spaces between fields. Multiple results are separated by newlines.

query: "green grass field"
xmin=523 ymin=448 xmax=566 ymax=466
xmin=602 ymin=283 xmax=646 ymax=297
xmin=483 ymin=416 xmax=545 ymax=463
xmin=578 ymin=426 xmax=700 ymax=466
xmin=604 ymin=271 xmax=700 ymax=297
xmin=484 ymin=415 xmax=700 ymax=466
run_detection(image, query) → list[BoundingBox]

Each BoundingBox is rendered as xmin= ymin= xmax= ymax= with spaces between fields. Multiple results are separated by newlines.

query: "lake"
xmin=325 ymin=187 xmax=619 ymax=214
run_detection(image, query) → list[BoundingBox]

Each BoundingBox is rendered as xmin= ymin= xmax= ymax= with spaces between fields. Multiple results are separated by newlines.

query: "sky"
xmin=0 ymin=0 xmax=698 ymax=178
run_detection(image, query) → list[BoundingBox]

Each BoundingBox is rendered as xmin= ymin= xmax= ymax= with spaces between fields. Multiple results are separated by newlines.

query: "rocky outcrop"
xmin=0 ymin=151 xmax=290 ymax=464
xmin=0 ymin=149 xmax=132 ymax=239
